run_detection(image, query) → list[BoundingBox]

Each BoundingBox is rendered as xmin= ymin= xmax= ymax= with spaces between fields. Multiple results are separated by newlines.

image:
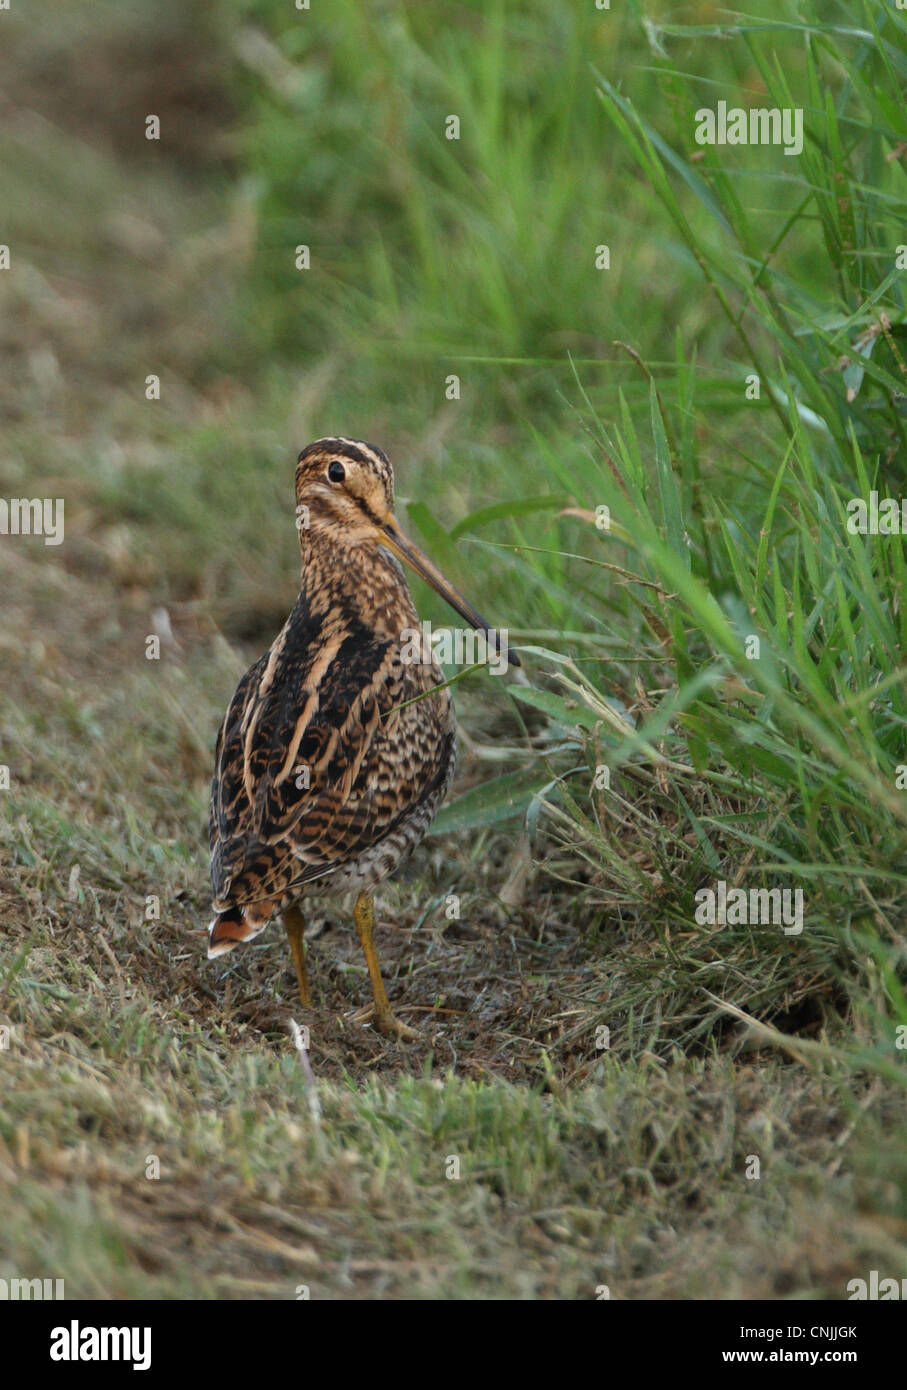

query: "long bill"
xmin=379 ymin=514 xmax=520 ymax=668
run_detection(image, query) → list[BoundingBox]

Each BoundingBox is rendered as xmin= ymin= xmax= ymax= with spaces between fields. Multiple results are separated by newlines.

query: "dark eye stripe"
xmin=328 ymin=461 xmax=346 ymax=483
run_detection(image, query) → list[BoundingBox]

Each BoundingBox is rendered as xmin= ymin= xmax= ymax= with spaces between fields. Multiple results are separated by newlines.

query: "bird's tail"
xmin=207 ymin=901 xmax=275 ymax=958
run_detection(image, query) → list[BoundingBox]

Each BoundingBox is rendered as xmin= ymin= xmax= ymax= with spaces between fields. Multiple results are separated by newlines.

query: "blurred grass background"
xmin=0 ymin=0 xmax=906 ymax=1298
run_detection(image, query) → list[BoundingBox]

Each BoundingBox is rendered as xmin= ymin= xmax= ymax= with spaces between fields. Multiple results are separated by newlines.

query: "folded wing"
xmin=209 ymin=599 xmax=451 ymax=912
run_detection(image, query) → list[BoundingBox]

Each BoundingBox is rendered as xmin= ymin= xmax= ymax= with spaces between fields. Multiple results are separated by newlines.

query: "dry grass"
xmin=2 ymin=539 xmax=906 ymax=1298
xmin=1 ymin=0 xmax=905 ymax=1300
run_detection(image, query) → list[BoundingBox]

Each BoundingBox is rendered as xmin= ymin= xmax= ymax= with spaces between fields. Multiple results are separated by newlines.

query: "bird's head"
xmin=295 ymin=437 xmax=397 ymax=545
xmin=294 ymin=437 xmax=517 ymax=666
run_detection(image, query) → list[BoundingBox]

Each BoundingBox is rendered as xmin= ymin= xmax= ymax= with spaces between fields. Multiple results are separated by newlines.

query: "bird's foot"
xmin=350 ymin=1002 xmax=421 ymax=1041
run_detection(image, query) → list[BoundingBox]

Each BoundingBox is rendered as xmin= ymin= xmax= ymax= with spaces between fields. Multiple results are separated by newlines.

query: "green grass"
xmin=5 ymin=1000 xmax=907 ymax=1298
xmin=1 ymin=0 xmax=906 ymax=1298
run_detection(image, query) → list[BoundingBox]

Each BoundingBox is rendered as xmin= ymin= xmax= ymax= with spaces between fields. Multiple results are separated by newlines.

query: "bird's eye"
xmin=327 ymin=461 xmax=346 ymax=483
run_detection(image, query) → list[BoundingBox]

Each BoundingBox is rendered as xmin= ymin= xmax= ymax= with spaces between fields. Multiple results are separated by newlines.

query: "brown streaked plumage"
xmin=207 ymin=437 xmax=515 ymax=1039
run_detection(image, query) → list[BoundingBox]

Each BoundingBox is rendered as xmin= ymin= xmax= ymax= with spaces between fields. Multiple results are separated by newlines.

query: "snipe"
xmin=206 ymin=438 xmax=515 ymax=1038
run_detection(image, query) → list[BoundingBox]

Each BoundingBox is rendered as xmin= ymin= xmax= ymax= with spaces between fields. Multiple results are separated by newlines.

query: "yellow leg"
xmin=284 ymin=904 xmax=312 ymax=1007
xmin=352 ymin=892 xmax=419 ymax=1040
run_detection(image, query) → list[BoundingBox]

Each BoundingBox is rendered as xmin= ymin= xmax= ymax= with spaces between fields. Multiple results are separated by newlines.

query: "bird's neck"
xmin=298 ymin=535 xmax=420 ymax=636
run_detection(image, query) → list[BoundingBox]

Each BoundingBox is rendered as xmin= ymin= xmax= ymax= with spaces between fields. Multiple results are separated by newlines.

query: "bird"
xmin=206 ymin=437 xmax=516 ymax=1039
